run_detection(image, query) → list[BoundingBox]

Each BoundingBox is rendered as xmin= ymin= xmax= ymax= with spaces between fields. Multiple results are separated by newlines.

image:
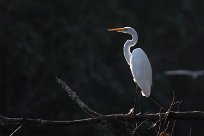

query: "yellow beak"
xmin=107 ymin=27 xmax=127 ymax=32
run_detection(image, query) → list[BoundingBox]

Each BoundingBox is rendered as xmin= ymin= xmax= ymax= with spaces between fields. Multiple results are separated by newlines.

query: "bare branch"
xmin=1 ymin=111 xmax=204 ymax=127
xmin=56 ymin=77 xmax=101 ymax=117
xmin=2 ymin=78 xmax=204 ymax=136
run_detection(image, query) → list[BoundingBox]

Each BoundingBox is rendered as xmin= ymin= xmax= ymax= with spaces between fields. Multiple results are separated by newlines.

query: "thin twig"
xmin=157 ymin=108 xmax=163 ymax=136
xmin=10 ymin=124 xmax=23 ymax=136
xmin=161 ymin=90 xmax=177 ymax=135
xmin=170 ymin=101 xmax=182 ymax=136
xmin=132 ymin=119 xmax=148 ymax=135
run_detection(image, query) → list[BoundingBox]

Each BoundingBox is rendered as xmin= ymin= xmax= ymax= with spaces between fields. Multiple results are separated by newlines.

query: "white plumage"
xmin=108 ymin=27 xmax=152 ymax=97
xmin=130 ymin=48 xmax=152 ymax=96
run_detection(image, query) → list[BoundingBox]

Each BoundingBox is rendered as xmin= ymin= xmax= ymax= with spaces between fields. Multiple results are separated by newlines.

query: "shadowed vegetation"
xmin=1 ymin=0 xmax=204 ymax=135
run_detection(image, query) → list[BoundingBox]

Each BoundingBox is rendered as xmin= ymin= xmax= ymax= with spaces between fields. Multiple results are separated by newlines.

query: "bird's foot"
xmin=128 ymin=108 xmax=135 ymax=115
xmin=128 ymin=108 xmax=144 ymax=115
xmin=136 ymin=111 xmax=144 ymax=115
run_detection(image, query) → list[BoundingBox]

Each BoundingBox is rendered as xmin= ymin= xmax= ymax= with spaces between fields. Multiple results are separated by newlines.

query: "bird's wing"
xmin=164 ymin=70 xmax=194 ymax=77
xmin=130 ymin=48 xmax=152 ymax=97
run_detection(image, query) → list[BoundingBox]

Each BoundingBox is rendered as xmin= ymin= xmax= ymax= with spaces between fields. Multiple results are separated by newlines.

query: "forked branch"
xmin=2 ymin=78 xmax=204 ymax=135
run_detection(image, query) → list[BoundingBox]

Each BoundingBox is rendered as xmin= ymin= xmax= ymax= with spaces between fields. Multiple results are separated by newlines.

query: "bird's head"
xmin=108 ymin=27 xmax=135 ymax=34
xmin=107 ymin=27 xmax=138 ymax=40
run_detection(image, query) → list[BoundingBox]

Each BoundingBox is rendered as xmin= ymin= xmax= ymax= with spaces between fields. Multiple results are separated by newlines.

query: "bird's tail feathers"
xmin=141 ymin=90 xmax=150 ymax=97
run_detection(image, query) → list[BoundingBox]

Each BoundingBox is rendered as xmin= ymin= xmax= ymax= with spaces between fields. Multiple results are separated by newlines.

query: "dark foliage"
xmin=1 ymin=0 xmax=204 ymax=135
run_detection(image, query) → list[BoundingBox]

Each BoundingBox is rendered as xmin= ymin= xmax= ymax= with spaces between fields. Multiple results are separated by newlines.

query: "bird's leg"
xmin=139 ymin=92 xmax=143 ymax=115
xmin=134 ymin=84 xmax=139 ymax=114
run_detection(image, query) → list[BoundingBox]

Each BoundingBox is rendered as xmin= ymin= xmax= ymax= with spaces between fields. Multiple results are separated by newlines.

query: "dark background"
xmin=1 ymin=0 xmax=204 ymax=135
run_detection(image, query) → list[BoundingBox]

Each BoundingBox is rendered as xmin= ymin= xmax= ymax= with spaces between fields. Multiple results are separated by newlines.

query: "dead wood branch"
xmin=2 ymin=78 xmax=204 ymax=136
xmin=1 ymin=111 xmax=204 ymax=127
xmin=56 ymin=77 xmax=101 ymax=117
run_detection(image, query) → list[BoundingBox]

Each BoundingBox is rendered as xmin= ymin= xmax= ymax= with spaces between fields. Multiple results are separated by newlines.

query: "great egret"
xmin=108 ymin=27 xmax=152 ymax=97
xmin=164 ymin=70 xmax=204 ymax=79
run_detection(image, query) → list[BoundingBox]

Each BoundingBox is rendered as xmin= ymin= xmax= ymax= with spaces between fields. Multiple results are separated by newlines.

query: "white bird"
xmin=108 ymin=27 xmax=152 ymax=97
xmin=164 ymin=70 xmax=204 ymax=79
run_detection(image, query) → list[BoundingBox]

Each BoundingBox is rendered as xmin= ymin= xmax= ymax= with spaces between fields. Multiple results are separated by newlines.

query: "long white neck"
xmin=123 ymin=31 xmax=138 ymax=65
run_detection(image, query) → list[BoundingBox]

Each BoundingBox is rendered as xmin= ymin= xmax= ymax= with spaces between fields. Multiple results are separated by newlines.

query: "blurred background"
xmin=1 ymin=0 xmax=204 ymax=135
